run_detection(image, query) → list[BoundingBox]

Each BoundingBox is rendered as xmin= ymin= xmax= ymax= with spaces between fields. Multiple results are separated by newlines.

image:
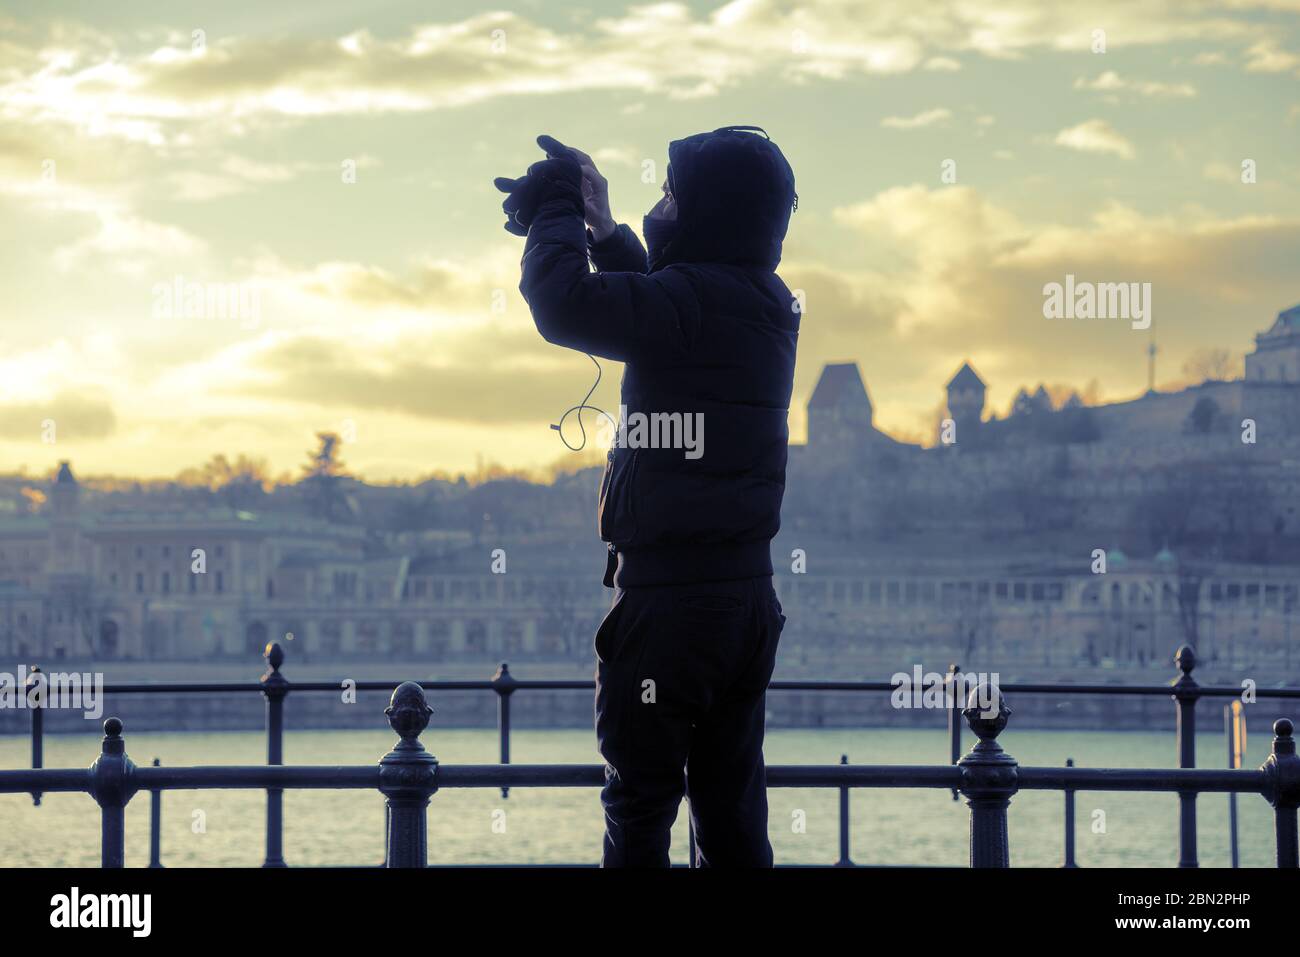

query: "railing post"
xmin=260 ymin=640 xmax=289 ymax=867
xmin=491 ymin=662 xmax=517 ymax=800
xmin=1063 ymin=757 xmax=1077 ymax=868
xmin=379 ymin=682 xmax=438 ymax=868
xmin=1171 ymin=645 xmax=1199 ymax=868
xmin=1226 ymin=704 xmax=1240 ymax=868
xmin=836 ymin=754 xmax=853 ymax=866
xmin=26 ymin=664 xmax=43 ymax=806
xmin=149 ymin=758 xmax=163 ymax=868
xmin=946 ymin=663 xmax=962 ymax=801
xmin=958 ymin=684 xmax=1016 ymax=868
xmin=1261 ymin=718 xmax=1300 ymax=868
xmin=88 ymin=717 xmax=136 ymax=869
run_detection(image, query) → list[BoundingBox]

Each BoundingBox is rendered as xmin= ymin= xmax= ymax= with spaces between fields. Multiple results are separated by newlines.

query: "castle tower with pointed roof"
xmin=807 ymin=362 xmax=874 ymax=450
xmin=945 ymin=361 xmax=986 ymax=441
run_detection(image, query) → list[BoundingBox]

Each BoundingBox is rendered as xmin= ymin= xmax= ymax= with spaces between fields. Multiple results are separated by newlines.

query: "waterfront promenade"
xmin=2 ymin=643 xmax=1298 ymax=869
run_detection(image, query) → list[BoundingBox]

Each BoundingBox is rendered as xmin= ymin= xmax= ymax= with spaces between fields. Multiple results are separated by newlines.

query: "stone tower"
xmin=46 ymin=461 xmax=91 ymax=657
xmin=48 ymin=460 xmax=82 ymax=576
xmin=807 ymin=362 xmax=873 ymax=451
xmin=945 ymin=362 xmax=986 ymax=442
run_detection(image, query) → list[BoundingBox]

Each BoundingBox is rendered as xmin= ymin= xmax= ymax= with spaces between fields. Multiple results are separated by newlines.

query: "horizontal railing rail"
xmin=2 ymin=676 xmax=1300 ymax=868
xmin=12 ymin=642 xmax=1300 ymax=867
xmin=24 ymin=678 xmax=1300 ymax=697
xmin=6 ymin=762 xmax=1280 ymax=796
xmin=1 ymin=681 xmax=1297 ymax=869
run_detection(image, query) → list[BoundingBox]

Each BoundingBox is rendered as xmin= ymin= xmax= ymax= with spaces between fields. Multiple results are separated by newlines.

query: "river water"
xmin=0 ymin=727 xmax=1280 ymax=867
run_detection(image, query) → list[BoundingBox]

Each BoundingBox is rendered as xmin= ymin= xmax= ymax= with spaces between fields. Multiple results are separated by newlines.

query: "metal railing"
xmin=9 ymin=641 xmax=1300 ymax=867
xmin=1 ymin=679 xmax=1298 ymax=868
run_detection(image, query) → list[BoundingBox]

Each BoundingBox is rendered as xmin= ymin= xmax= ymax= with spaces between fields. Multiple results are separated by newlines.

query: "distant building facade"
xmin=1246 ymin=304 xmax=1300 ymax=383
xmin=788 ymin=305 xmax=1300 ymax=541
xmin=0 ymin=460 xmax=1293 ymax=676
xmin=0 ymin=463 xmax=608 ymax=663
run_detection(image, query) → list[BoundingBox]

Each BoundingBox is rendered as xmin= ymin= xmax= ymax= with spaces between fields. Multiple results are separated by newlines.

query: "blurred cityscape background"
xmin=4 ymin=303 xmax=1298 ymax=733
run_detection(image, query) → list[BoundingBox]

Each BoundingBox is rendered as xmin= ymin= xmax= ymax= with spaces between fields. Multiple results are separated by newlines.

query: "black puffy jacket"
xmin=520 ymin=128 xmax=798 ymax=587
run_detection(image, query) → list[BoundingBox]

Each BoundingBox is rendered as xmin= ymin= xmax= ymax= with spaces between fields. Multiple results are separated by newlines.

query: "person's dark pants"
xmin=594 ymin=575 xmax=785 ymax=867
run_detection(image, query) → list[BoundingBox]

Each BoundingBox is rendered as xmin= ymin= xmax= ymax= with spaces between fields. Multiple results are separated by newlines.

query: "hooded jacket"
xmin=520 ymin=128 xmax=798 ymax=587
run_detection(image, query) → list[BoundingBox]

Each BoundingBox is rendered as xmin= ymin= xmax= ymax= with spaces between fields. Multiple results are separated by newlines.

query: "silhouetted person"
xmin=495 ymin=127 xmax=797 ymax=866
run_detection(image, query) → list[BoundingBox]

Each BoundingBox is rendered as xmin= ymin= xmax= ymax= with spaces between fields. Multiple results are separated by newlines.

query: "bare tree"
xmin=1182 ymin=348 xmax=1241 ymax=383
xmin=178 ymin=454 xmax=273 ymax=510
xmin=539 ymin=577 xmax=585 ymax=657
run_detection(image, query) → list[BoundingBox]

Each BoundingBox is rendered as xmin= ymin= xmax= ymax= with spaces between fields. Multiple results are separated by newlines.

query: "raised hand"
xmin=493 ymin=174 xmax=534 ymax=236
xmin=538 ymin=135 xmax=616 ymax=241
xmin=493 ymin=147 xmax=583 ymax=236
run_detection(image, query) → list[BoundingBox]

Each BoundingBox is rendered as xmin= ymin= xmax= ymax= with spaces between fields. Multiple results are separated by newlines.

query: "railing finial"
xmin=958 ymin=683 xmax=1016 ymax=868
xmin=385 ymin=681 xmax=433 ymax=751
xmin=962 ymin=683 xmax=1011 ymax=749
xmin=1262 ymin=718 xmax=1300 ymax=867
xmin=90 ymin=717 xmax=136 ymax=867
xmin=259 ymin=639 xmax=290 ymax=867
xmin=1275 ymin=719 xmax=1296 ymax=751
xmin=380 ymin=682 xmax=438 ymax=867
xmin=261 ymin=640 xmax=289 ymax=699
xmin=491 ymin=661 xmax=518 ymax=694
xmin=26 ymin=664 xmax=44 ymax=806
xmin=1170 ymin=644 xmax=1201 ymax=866
xmin=101 ymin=717 xmax=125 ymax=755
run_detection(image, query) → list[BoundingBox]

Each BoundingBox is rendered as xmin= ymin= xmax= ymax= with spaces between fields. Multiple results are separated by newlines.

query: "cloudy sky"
xmin=1 ymin=0 xmax=1298 ymax=482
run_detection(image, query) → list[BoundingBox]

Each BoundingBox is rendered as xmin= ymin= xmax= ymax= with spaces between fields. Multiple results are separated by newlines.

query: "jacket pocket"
xmin=593 ymin=593 xmax=625 ymax=664
xmin=598 ymin=448 xmax=639 ymax=545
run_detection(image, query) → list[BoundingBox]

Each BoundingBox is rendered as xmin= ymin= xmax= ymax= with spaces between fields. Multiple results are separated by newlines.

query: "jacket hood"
xmin=651 ymin=126 xmax=796 ymax=272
